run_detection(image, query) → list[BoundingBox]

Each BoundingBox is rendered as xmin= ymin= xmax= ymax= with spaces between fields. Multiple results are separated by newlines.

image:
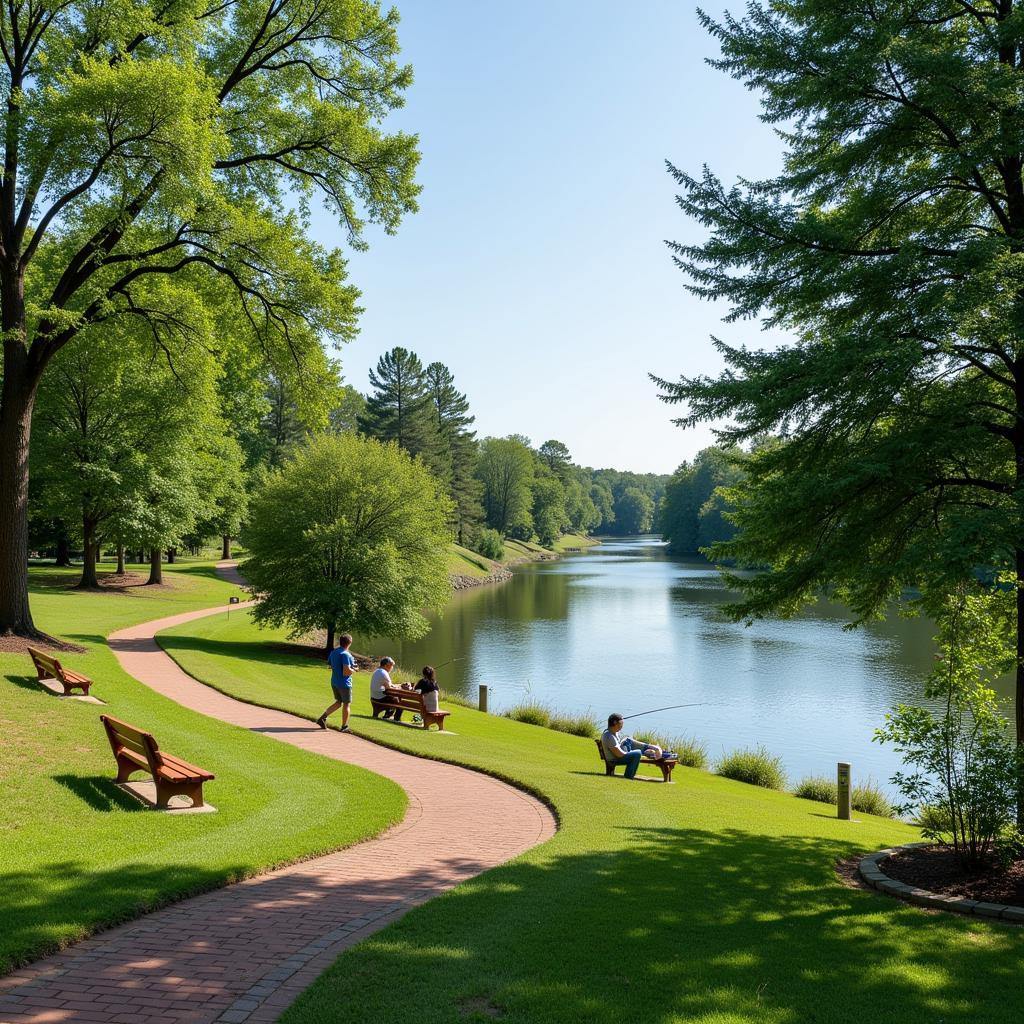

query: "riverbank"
xmin=155 ymin=611 xmax=1024 ymax=1024
xmin=447 ymin=533 xmax=598 ymax=590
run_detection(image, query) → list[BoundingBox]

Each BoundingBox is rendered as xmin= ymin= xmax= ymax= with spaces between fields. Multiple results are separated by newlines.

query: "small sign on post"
xmin=837 ymin=761 xmax=851 ymax=820
xmin=478 ymin=684 xmax=489 ymax=713
xmin=228 ymin=595 xmax=240 ymax=621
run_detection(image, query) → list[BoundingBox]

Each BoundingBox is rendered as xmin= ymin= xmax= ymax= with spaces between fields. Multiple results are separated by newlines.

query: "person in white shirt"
xmin=371 ymin=656 xmax=404 ymax=721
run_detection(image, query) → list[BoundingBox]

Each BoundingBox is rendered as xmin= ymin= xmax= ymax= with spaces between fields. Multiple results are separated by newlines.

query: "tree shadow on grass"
xmin=283 ymin=825 xmax=1024 ymax=1024
xmin=0 ymin=859 xmax=250 ymax=976
xmin=52 ymin=774 xmax=144 ymax=813
xmin=157 ymin=633 xmax=317 ymax=671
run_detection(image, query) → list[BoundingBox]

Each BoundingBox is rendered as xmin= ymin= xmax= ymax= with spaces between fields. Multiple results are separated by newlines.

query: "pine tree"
xmin=654 ymin=1 xmax=1024 ymax=770
xmin=359 ymin=348 xmax=439 ymax=462
xmin=424 ymin=362 xmax=482 ymax=543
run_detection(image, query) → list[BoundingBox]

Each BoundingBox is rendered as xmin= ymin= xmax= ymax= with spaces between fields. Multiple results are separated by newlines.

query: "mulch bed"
xmin=0 ymin=633 xmax=86 ymax=654
xmin=881 ymin=845 xmax=1024 ymax=907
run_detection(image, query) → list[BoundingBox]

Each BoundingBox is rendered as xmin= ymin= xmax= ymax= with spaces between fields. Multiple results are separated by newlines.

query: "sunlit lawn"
xmin=158 ymin=609 xmax=1023 ymax=1024
xmin=0 ymin=564 xmax=405 ymax=973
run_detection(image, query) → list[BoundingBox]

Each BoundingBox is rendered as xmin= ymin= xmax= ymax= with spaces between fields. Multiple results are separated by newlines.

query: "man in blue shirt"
xmin=316 ymin=633 xmax=356 ymax=732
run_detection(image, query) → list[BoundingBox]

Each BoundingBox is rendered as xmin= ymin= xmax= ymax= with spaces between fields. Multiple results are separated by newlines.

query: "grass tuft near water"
xmin=716 ymin=745 xmax=787 ymax=790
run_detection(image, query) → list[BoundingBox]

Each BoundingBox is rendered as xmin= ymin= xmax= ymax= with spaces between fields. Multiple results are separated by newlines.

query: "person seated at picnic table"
xmin=370 ymin=657 xmax=404 ymax=721
xmin=414 ymin=665 xmax=441 ymax=714
xmin=600 ymin=713 xmax=663 ymax=779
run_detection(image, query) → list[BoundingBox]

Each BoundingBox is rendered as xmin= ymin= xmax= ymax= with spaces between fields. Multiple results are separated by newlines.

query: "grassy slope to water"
xmin=0 ymin=564 xmax=405 ymax=974
xmin=447 ymin=534 xmax=600 ymax=579
xmin=159 ymin=609 xmax=1023 ymax=1024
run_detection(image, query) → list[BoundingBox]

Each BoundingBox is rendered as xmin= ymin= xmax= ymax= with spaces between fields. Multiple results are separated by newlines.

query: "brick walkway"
xmin=1 ymin=563 xmax=555 ymax=1024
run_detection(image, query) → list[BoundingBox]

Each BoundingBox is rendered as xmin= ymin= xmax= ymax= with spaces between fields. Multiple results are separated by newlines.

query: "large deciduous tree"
xmin=0 ymin=0 xmax=419 ymax=638
xmin=654 ymin=2 xmax=1024 ymax=748
xmin=242 ymin=433 xmax=452 ymax=651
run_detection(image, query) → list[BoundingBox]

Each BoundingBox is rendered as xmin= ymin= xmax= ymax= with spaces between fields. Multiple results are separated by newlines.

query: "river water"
xmin=374 ymin=537 xmax=1013 ymax=793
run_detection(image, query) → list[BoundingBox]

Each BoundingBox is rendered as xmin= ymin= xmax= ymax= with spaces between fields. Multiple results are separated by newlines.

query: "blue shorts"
xmin=331 ymin=685 xmax=352 ymax=703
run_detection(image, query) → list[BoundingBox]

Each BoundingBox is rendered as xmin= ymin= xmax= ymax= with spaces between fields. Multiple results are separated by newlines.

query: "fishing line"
xmin=623 ymin=702 xmax=707 ymax=720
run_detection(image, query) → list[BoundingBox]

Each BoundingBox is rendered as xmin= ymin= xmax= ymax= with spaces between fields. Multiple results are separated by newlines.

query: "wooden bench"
xmin=100 ymin=715 xmax=214 ymax=808
xmin=28 ymin=646 xmax=93 ymax=696
xmin=595 ymin=738 xmax=677 ymax=782
xmin=371 ymin=687 xmax=450 ymax=731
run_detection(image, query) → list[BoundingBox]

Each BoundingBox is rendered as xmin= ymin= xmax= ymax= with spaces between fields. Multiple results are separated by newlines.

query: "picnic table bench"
xmin=595 ymin=738 xmax=678 ymax=782
xmin=28 ymin=646 xmax=93 ymax=696
xmin=100 ymin=714 xmax=214 ymax=808
xmin=371 ymin=686 xmax=450 ymax=731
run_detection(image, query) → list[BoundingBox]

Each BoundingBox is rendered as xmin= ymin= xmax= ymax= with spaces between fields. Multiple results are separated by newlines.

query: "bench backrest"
xmin=28 ymin=646 xmax=64 ymax=679
xmin=595 ymin=738 xmax=609 ymax=762
xmin=100 ymin=714 xmax=163 ymax=774
xmin=383 ymin=689 xmax=428 ymax=712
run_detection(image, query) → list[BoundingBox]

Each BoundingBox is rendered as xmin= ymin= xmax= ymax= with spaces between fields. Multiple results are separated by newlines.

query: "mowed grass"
xmin=1 ymin=564 xmax=406 ymax=974
xmin=159 ymin=609 xmax=1024 ymax=1024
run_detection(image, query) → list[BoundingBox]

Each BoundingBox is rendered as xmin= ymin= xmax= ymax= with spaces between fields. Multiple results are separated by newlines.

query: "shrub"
xmin=474 ymin=528 xmax=505 ymax=561
xmin=851 ymin=779 xmax=894 ymax=818
xmin=716 ymin=746 xmax=786 ymax=790
xmin=548 ymin=712 xmax=600 ymax=738
xmin=875 ymin=588 xmax=1019 ymax=868
xmin=503 ymin=701 xmax=552 ymax=728
xmin=994 ymin=826 xmax=1024 ymax=870
xmin=793 ymin=776 xmax=837 ymax=804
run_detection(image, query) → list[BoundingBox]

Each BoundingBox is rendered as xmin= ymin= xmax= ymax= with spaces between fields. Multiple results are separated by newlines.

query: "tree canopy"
xmin=242 ymin=433 xmax=452 ymax=650
xmin=0 ymin=0 xmax=420 ymax=637
xmin=654 ymin=0 xmax=1024 ymax=743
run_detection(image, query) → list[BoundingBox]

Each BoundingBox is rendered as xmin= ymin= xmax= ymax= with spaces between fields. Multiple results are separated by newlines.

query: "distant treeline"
xmin=353 ymin=347 xmax=670 ymax=552
xmin=660 ymin=446 xmax=743 ymax=556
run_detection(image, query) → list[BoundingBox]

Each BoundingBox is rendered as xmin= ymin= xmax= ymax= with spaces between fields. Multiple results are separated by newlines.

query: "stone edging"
xmin=858 ymin=843 xmax=1024 ymax=922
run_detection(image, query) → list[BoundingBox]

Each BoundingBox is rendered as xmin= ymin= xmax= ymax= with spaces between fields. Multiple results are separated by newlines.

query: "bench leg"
xmin=114 ymin=755 xmax=139 ymax=784
xmin=660 ymin=762 xmax=674 ymax=783
xmin=155 ymin=779 xmax=205 ymax=809
xmin=605 ymin=762 xmax=615 ymax=776
xmin=425 ymin=713 xmax=444 ymax=731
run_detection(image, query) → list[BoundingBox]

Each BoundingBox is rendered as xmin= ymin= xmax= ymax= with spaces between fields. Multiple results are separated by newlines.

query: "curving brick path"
xmin=1 ymin=563 xmax=555 ymax=1024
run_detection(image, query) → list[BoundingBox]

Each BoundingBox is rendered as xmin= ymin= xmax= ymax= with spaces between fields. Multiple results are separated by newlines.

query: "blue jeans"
xmin=615 ymin=751 xmax=643 ymax=779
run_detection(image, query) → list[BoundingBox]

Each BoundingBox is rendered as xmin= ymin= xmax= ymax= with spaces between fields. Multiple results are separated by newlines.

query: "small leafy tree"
xmin=875 ymin=588 xmax=1019 ymax=869
xmin=243 ymin=433 xmax=452 ymax=651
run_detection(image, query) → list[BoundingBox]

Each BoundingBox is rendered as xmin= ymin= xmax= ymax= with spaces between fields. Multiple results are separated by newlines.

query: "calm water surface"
xmin=370 ymin=537 xmax=1013 ymax=793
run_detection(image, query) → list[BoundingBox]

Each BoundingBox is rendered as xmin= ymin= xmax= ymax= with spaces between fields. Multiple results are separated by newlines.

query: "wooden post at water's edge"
xmin=837 ymin=761 xmax=851 ymax=820
xmin=478 ymin=684 xmax=488 ymax=713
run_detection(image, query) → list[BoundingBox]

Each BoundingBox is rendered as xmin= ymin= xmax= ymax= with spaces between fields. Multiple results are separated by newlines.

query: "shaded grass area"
xmin=159 ymin=609 xmax=1024 ymax=1024
xmin=0 ymin=565 xmax=406 ymax=974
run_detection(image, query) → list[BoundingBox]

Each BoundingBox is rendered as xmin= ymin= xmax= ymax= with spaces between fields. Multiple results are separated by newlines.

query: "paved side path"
xmin=1 ymin=563 xmax=555 ymax=1024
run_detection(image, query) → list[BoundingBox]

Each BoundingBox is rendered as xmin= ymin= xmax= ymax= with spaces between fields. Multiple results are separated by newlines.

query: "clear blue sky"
xmin=314 ymin=1 xmax=784 ymax=474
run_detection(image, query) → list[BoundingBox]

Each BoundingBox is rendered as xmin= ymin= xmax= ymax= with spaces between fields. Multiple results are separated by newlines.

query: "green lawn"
xmin=157 ymin=609 xmax=1023 ymax=1024
xmin=1 ymin=564 xmax=406 ymax=974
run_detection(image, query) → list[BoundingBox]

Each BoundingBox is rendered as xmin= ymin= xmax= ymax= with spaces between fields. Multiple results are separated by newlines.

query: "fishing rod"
xmin=433 ymin=656 xmax=467 ymax=670
xmin=623 ymin=702 xmax=706 ymax=720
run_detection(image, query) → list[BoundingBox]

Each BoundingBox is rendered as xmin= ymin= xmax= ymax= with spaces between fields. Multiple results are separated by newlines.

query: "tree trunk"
xmin=0 ymin=348 xmax=41 ymax=636
xmin=54 ymin=527 xmax=71 ymax=567
xmin=222 ymin=534 xmax=231 ymax=559
xmin=79 ymin=518 xmax=99 ymax=588
xmin=166 ymin=547 xmax=176 ymax=564
xmin=325 ymin=623 xmax=335 ymax=654
xmin=116 ymin=542 xmax=125 ymax=575
xmin=147 ymin=548 xmax=163 ymax=585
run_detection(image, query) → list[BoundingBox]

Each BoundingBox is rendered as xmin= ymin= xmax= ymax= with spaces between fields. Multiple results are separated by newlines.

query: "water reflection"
xmin=361 ymin=537 xmax=1012 ymax=795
